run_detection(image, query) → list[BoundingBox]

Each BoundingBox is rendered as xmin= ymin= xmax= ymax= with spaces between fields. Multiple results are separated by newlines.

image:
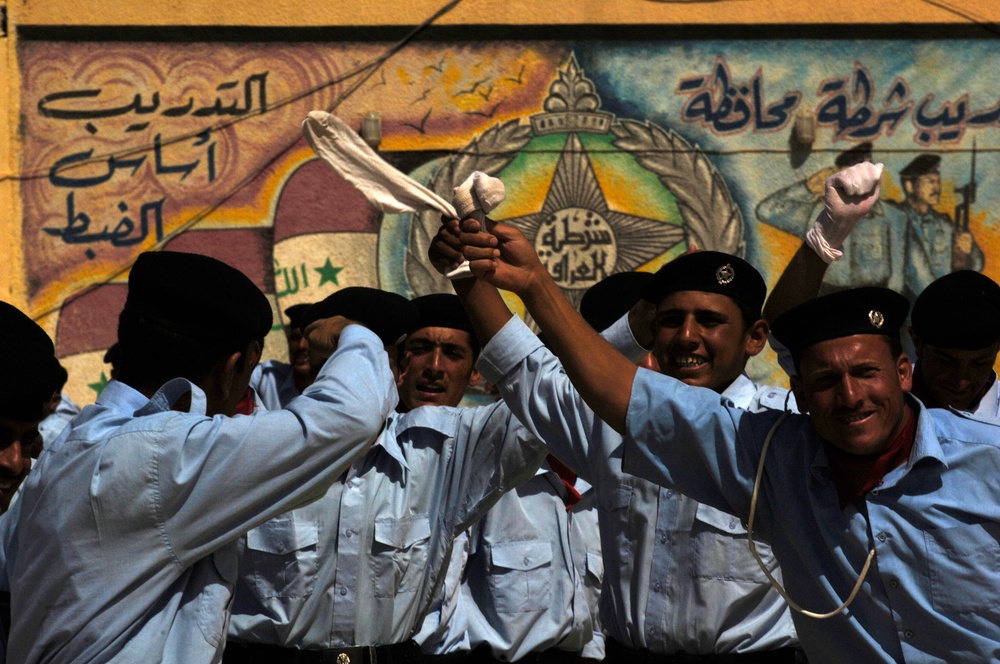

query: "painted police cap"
xmin=0 ymin=301 xmax=64 ymax=421
xmin=300 ymin=287 xmax=418 ymax=346
xmin=912 ymin=270 xmax=1000 ymax=350
xmin=283 ymin=303 xmax=313 ymax=331
xmin=641 ymin=251 xmax=767 ymax=321
xmin=771 ymin=286 xmax=910 ymax=362
xmin=123 ymin=251 xmax=273 ymax=350
xmin=834 ymin=142 xmax=874 ymax=169
xmin=900 ymin=154 xmax=941 ymax=179
xmin=581 ymin=271 xmax=653 ymax=332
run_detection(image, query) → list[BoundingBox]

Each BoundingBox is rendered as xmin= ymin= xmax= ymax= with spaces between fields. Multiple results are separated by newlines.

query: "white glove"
xmin=805 ymin=161 xmax=884 ymax=263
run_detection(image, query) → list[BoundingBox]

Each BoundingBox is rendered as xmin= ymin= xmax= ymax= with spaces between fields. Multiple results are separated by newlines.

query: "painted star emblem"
xmin=315 ymin=258 xmax=344 ymax=287
xmin=88 ymin=371 xmax=109 ymax=397
xmin=501 ymin=133 xmax=683 ymax=308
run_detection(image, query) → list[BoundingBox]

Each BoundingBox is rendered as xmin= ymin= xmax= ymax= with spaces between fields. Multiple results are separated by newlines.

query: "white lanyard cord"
xmin=746 ymin=411 xmax=876 ymax=619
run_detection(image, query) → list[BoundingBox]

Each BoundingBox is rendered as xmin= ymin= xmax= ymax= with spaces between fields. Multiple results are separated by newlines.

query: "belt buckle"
xmin=322 ymin=646 xmax=376 ymax=664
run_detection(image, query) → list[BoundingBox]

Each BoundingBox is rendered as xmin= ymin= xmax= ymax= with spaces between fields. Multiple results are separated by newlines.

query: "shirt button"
xmin=871 ymin=489 xmax=879 ymax=495
xmin=660 ymin=535 xmax=667 ymax=544
xmin=728 ymin=519 xmax=737 ymax=529
xmin=340 ymin=586 xmax=348 ymax=596
xmin=653 ymin=582 xmax=661 ymax=592
xmin=523 ymin=556 xmax=531 ymax=566
xmin=344 ymin=529 xmax=354 ymax=538
xmin=877 ymin=532 xmax=887 ymax=542
xmin=904 ymin=630 xmax=914 ymax=639
xmin=890 ymin=579 xmax=899 ymax=589
xmin=665 ymin=490 xmax=673 ymax=498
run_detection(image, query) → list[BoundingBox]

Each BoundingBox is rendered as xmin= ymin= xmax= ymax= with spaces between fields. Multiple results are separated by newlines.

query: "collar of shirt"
xmin=134 ymin=377 xmax=208 ymax=416
xmin=96 ymin=379 xmax=153 ymax=415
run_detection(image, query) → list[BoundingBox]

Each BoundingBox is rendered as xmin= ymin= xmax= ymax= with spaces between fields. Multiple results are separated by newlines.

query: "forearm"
xmin=521 ymin=274 xmax=637 ymax=434
xmin=452 ymin=276 xmax=513 ymax=347
xmin=762 ymin=243 xmax=829 ymax=324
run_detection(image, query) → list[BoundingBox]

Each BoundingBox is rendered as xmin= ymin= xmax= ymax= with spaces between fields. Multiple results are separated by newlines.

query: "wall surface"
xmin=3 ymin=0 xmax=998 ymax=404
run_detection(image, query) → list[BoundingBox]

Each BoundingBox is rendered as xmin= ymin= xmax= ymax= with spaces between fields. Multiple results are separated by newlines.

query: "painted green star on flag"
xmin=315 ymin=258 xmax=344 ymax=287
xmin=88 ymin=371 xmax=109 ymax=397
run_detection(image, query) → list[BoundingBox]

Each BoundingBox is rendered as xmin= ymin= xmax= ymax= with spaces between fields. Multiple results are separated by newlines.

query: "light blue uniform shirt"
xmin=462 ymin=461 xmax=596 ymax=661
xmin=569 ymin=488 xmax=604 ymax=660
xmin=1 ymin=325 xmax=394 ymax=664
xmin=227 ymin=398 xmax=548 ymax=647
xmin=250 ymin=359 xmax=300 ymax=410
xmin=413 ymin=530 xmax=472 ymax=654
xmin=477 ymin=316 xmax=798 ymax=655
xmin=37 ymin=393 xmax=80 ymax=449
xmin=622 ymin=369 xmax=1000 ymax=663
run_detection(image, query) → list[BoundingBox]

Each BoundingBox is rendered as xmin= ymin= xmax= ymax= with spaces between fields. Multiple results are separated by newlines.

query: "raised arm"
xmin=459 ymin=219 xmax=637 ymax=434
xmin=763 ymin=161 xmax=885 ymax=324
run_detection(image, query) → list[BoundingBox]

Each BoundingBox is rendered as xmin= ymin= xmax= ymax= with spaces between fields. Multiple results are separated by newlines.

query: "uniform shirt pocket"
xmin=489 ymin=540 xmax=553 ymax=613
xmin=372 ymin=515 xmax=432 ymax=598
xmin=923 ymin=521 xmax=1000 ymax=613
xmin=692 ymin=503 xmax=772 ymax=583
xmin=244 ymin=515 xmax=320 ymax=599
xmin=586 ymin=550 xmax=604 ymax=585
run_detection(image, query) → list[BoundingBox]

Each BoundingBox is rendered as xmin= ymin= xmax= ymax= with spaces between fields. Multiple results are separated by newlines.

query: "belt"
xmin=605 ymin=639 xmax=803 ymax=664
xmin=223 ymin=640 xmax=429 ymax=664
xmin=465 ymin=643 xmax=579 ymax=664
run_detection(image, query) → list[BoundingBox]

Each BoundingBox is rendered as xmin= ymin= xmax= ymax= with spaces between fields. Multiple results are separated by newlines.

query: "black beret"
xmin=410 ymin=294 xmax=473 ymax=335
xmin=771 ymin=287 xmax=910 ymax=363
xmin=300 ymin=287 xmax=418 ymax=346
xmin=123 ymin=251 xmax=272 ymax=350
xmin=284 ymin=303 xmax=312 ymax=331
xmin=0 ymin=302 xmax=63 ymax=422
xmin=580 ymin=272 xmax=653 ymax=332
xmin=641 ymin=251 xmax=766 ymax=321
xmin=835 ymin=142 xmax=874 ymax=169
xmin=912 ymin=271 xmax=1000 ymax=350
xmin=409 ymin=293 xmax=478 ymax=354
xmin=900 ymin=154 xmax=941 ymax=179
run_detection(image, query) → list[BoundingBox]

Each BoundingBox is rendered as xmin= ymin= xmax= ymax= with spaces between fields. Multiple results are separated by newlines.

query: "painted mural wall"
xmin=17 ymin=36 xmax=999 ymax=404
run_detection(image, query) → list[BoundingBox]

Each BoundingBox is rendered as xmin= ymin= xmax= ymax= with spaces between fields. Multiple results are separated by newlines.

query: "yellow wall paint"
xmin=7 ymin=0 xmax=993 ymax=27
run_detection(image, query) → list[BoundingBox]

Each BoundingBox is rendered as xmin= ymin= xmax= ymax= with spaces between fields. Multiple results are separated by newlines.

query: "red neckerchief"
xmin=911 ymin=366 xmax=994 ymax=410
xmin=546 ymin=454 xmax=582 ymax=510
xmin=823 ymin=403 xmax=917 ymax=510
xmin=234 ymin=388 xmax=257 ymax=415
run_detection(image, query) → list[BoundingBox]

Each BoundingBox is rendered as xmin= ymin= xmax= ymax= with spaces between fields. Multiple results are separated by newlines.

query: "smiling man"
xmin=0 ymin=302 xmax=62 ymax=514
xmin=432 ymin=219 xmax=800 ymax=662
xmin=457 ymin=204 xmax=1000 ymax=660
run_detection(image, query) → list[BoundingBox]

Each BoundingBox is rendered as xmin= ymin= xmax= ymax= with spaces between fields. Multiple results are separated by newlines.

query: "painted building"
xmin=2 ymin=0 xmax=997 ymax=403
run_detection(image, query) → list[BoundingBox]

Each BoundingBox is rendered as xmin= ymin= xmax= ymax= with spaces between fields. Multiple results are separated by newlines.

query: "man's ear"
xmin=902 ymin=179 xmax=914 ymax=197
xmin=744 ymin=319 xmax=769 ymax=358
xmin=897 ymin=352 xmax=913 ymax=393
xmin=219 ymin=350 xmax=244 ymax=401
xmin=468 ymin=367 xmax=483 ymax=389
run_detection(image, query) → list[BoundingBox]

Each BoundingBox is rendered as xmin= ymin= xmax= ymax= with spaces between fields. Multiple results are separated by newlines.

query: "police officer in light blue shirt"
xmin=457 ymin=211 xmax=1000 ymax=662
xmin=430 ymin=219 xmax=800 ymax=662
xmin=224 ymin=289 xmax=550 ymax=664
xmin=250 ymin=303 xmax=315 ymax=410
xmin=0 ymin=252 xmax=397 ymax=664
xmin=908 ymin=270 xmax=1000 ymax=420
